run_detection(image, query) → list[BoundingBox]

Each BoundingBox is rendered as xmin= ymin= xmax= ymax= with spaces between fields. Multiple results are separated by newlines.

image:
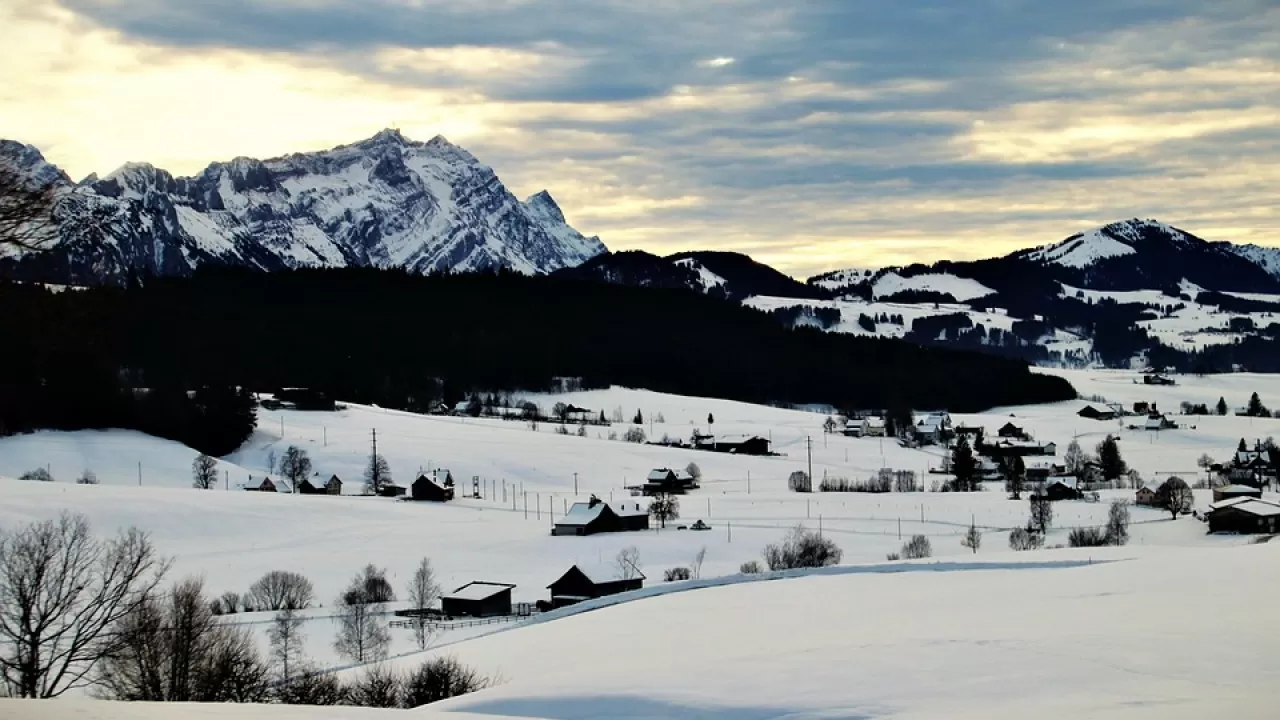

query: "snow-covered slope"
xmin=872 ymin=271 xmax=995 ymax=301
xmin=0 ymin=131 xmax=605 ymax=281
xmin=808 ymin=267 xmax=877 ymax=292
xmin=1020 ymin=223 xmax=1146 ymax=267
xmin=1223 ymin=242 xmax=1280 ymax=281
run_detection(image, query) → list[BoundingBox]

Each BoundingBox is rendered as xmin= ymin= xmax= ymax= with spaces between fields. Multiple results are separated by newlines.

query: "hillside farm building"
xmin=552 ymin=496 xmax=650 ymax=536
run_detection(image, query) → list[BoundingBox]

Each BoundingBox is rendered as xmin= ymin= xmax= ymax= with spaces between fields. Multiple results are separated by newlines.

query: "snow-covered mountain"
xmin=0 ymin=130 xmax=605 ymax=282
xmin=1221 ymin=243 xmax=1280 ymax=281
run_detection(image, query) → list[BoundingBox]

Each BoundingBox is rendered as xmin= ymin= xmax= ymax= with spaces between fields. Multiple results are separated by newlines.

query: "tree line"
xmin=0 ymin=268 xmax=1075 ymax=446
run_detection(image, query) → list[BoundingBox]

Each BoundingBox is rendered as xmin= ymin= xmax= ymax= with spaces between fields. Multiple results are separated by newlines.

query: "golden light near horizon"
xmin=1 ymin=0 xmax=1277 ymax=277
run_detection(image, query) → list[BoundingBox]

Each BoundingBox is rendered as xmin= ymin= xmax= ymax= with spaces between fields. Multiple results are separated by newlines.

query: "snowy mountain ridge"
xmin=0 ymin=130 xmax=605 ymax=280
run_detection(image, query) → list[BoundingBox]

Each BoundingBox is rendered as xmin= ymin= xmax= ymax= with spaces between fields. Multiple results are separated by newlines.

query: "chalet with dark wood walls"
xmin=547 ymin=564 xmax=645 ymax=608
xmin=246 ymin=476 xmax=288 ymax=493
xmin=441 ymin=582 xmax=516 ymax=617
xmin=643 ymin=468 xmax=698 ymax=495
xmin=552 ymin=495 xmax=649 ymax=536
xmin=299 ymin=474 xmax=343 ymax=495
xmin=997 ymin=422 xmax=1028 ymax=440
xmin=1077 ymin=405 xmax=1116 ymax=421
xmin=1213 ymin=484 xmax=1263 ymax=503
xmin=378 ymin=483 xmax=407 ymax=498
xmin=412 ymin=473 xmax=455 ymax=502
xmin=1041 ymin=477 xmax=1083 ymax=501
xmin=713 ymin=434 xmax=772 ymax=455
xmin=1207 ymin=498 xmax=1280 ymax=534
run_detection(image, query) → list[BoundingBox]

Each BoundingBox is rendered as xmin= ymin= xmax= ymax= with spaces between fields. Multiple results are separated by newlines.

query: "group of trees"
xmin=762 ymin=525 xmax=842 ymax=570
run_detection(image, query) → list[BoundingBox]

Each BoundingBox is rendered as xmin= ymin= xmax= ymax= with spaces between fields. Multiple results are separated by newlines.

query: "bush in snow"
xmin=899 ymin=534 xmax=932 ymax=560
xmin=20 ymin=467 xmax=53 ymax=482
xmin=401 ymin=656 xmax=490 ymax=708
xmin=663 ymin=567 xmax=691 ymax=582
xmin=76 ymin=469 xmax=99 ymax=485
xmin=885 ymin=552 xmax=901 ymax=561
xmin=273 ymin=667 xmax=348 ymax=706
xmin=622 ymin=427 xmax=646 ymax=444
xmin=1008 ymin=527 xmax=1044 ymax=551
xmin=348 ymin=664 xmax=403 ymax=708
xmin=788 ymin=471 xmax=812 ymax=493
xmin=739 ymin=560 xmax=763 ymax=574
xmin=248 ymin=570 xmax=314 ymax=611
xmin=763 ymin=525 xmax=842 ymax=570
xmin=1068 ymin=527 xmax=1109 ymax=548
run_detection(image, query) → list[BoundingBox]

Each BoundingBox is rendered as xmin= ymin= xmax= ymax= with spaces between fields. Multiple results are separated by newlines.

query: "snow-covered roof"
xmin=611 ymin=501 xmax=649 ymax=517
xmin=865 ymin=417 xmax=885 ymax=428
xmin=444 ymin=581 xmax=515 ymax=602
xmin=716 ymin=434 xmax=765 ymax=444
xmin=647 ymin=468 xmax=676 ymax=482
xmin=558 ymin=502 xmax=606 ymax=526
xmin=1046 ymin=476 xmax=1079 ymax=490
xmin=1210 ymin=496 xmax=1280 ymax=512
xmin=570 ymin=563 xmax=646 ymax=585
xmin=1229 ymin=500 xmax=1280 ymax=517
xmin=1217 ymin=484 xmax=1263 ymax=494
xmin=1145 ymin=416 xmax=1164 ymax=429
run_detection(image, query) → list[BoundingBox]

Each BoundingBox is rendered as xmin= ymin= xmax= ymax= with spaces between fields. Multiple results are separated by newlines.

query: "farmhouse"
xmin=1143 ymin=374 xmax=1175 ymax=386
xmin=547 ymin=564 xmax=645 ymax=608
xmin=843 ymin=419 xmax=862 ymax=437
xmin=714 ymin=434 xmax=772 ymax=455
xmin=1207 ymin=498 xmax=1280 ymax=534
xmin=564 ymin=404 xmax=594 ymax=423
xmin=861 ymin=416 xmax=886 ymax=437
xmin=1135 ymin=486 xmax=1158 ymax=507
xmin=411 ymin=473 xmax=455 ymax=502
xmin=298 ymin=474 xmax=342 ymax=495
xmin=246 ymin=476 xmax=289 ymax=493
xmin=552 ymin=496 xmax=650 ymax=536
xmin=997 ymin=422 xmax=1028 ymax=440
xmin=378 ymin=483 xmax=407 ymax=498
xmin=1213 ymin=484 xmax=1264 ymax=503
xmin=1077 ymin=405 xmax=1116 ymax=421
xmin=1142 ymin=414 xmax=1177 ymax=431
xmin=982 ymin=440 xmax=1057 ymax=458
xmin=643 ymin=468 xmax=698 ymax=495
xmin=441 ymin=582 xmax=516 ymax=618
xmin=1042 ymin=477 xmax=1083 ymax=501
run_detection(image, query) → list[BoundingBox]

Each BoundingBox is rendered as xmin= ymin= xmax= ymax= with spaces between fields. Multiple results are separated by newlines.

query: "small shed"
xmin=1208 ymin=499 xmax=1280 ymax=534
xmin=1213 ymin=484 xmax=1263 ymax=503
xmin=412 ymin=474 xmax=455 ymax=502
xmin=552 ymin=496 xmax=649 ymax=536
xmin=441 ymin=582 xmax=516 ymax=618
xmin=714 ymin=435 xmax=771 ymax=455
xmin=246 ymin=476 xmax=288 ymax=493
xmin=1078 ymin=405 xmax=1116 ymax=421
xmin=547 ymin=564 xmax=645 ymax=608
xmin=378 ymin=483 xmax=407 ymax=498
xmin=997 ymin=422 xmax=1027 ymax=439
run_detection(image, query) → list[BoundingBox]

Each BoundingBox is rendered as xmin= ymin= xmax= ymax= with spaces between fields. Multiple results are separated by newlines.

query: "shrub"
xmin=819 ymin=474 xmax=892 ymax=493
xmin=401 ymin=656 xmax=489 ymax=708
xmin=1008 ymin=527 xmax=1044 ymax=551
xmin=622 ymin=427 xmax=646 ymax=444
xmin=20 ymin=467 xmax=53 ymax=482
xmin=348 ymin=664 xmax=404 ymax=708
xmin=76 ymin=470 xmax=99 ymax=485
xmin=273 ymin=668 xmax=348 ymax=706
xmin=739 ymin=560 xmax=762 ymax=574
xmin=763 ymin=525 xmax=842 ymax=570
xmin=1068 ymin=527 xmax=1109 ymax=547
xmin=900 ymin=534 xmax=932 ymax=560
xmin=788 ymin=471 xmax=812 ymax=493
xmin=885 ymin=552 xmax=901 ymax=561
xmin=663 ymin=567 xmax=692 ymax=582
xmin=248 ymin=570 xmax=314 ymax=611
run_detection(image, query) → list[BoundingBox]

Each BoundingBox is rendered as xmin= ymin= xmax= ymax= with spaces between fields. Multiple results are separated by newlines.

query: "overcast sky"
xmin=2 ymin=1 xmax=1277 ymax=276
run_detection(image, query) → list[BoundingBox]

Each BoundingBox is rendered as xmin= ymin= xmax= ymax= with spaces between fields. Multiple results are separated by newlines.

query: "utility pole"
xmin=225 ymin=470 xmax=229 ymax=491
xmin=807 ymin=436 xmax=814 ymax=492
xmin=574 ymin=472 xmax=578 ymax=496
xmin=323 ymin=426 xmax=327 ymax=446
xmin=138 ymin=462 xmax=142 ymax=486
xmin=747 ymin=470 xmax=751 ymax=494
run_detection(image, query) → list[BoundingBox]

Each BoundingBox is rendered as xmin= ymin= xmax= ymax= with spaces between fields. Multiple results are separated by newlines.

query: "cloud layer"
xmin=2 ymin=0 xmax=1277 ymax=275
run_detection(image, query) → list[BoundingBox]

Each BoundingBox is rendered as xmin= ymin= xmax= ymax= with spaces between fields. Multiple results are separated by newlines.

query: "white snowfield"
xmin=2 ymin=368 xmax=1280 ymax=717
xmin=871 ymin=270 xmax=995 ymax=301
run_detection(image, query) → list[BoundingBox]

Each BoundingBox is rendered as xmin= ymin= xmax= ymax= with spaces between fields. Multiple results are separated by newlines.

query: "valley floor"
xmin=2 ymin=368 xmax=1279 ymax=717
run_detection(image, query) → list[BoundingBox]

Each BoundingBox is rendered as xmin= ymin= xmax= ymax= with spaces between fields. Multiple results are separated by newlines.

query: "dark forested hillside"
xmin=0 ymin=269 xmax=1074 ymax=443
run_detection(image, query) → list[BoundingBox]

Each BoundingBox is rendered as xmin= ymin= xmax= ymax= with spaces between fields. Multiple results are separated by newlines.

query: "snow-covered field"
xmin=3 ymin=368 xmax=1280 ymax=716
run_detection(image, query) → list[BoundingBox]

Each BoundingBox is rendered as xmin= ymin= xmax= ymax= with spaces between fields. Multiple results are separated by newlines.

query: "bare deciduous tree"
xmin=1029 ymin=494 xmax=1054 ymax=535
xmin=1106 ymin=500 xmax=1131 ymax=545
xmin=690 ymin=546 xmax=707 ymax=580
xmin=407 ymin=557 xmax=441 ymax=651
xmin=334 ymin=569 xmax=391 ymax=664
xmin=615 ymin=547 xmax=642 ymax=580
xmin=273 ymin=666 xmax=348 ymax=706
xmin=364 ymin=454 xmax=392 ymax=495
xmin=1157 ymin=476 xmax=1194 ymax=520
xmin=0 ymin=159 xmax=59 ymax=252
xmin=1008 ymin=527 xmax=1044 ymax=551
xmin=0 ymin=513 xmax=168 ymax=698
xmin=19 ymin=468 xmax=53 ymax=483
xmin=648 ymin=493 xmax=680 ymax=529
xmin=277 ymin=446 xmax=312 ymax=494
xmin=900 ymin=534 xmax=932 ymax=560
xmin=267 ymin=608 xmax=305 ymax=683
xmin=248 ymin=570 xmax=314 ymax=611
xmin=192 ymin=454 xmax=218 ymax=490
xmin=349 ymin=663 xmax=403 ymax=708
xmin=96 ymin=577 xmax=266 ymax=702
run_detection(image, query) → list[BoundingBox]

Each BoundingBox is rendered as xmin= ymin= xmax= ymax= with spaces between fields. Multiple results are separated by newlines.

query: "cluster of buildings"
xmin=412 ymin=563 xmax=649 ymax=621
xmin=244 ymin=468 xmax=457 ymax=502
xmin=1077 ymin=401 xmax=1177 ymax=430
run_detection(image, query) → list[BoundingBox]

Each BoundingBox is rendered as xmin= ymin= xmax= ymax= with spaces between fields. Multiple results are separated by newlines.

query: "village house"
xmin=411 ymin=472 xmax=455 ymax=502
xmin=552 ymin=496 xmax=650 ymax=536
xmin=1077 ymin=405 xmax=1117 ymax=421
xmin=1207 ymin=497 xmax=1280 ymax=534
xmin=245 ymin=476 xmax=289 ymax=493
xmin=997 ymin=422 xmax=1029 ymax=440
xmin=1142 ymin=414 xmax=1178 ymax=431
xmin=643 ymin=468 xmax=698 ymax=495
xmin=441 ymin=582 xmax=516 ymax=618
xmin=1134 ymin=485 xmax=1158 ymax=507
xmin=714 ymin=434 xmax=772 ymax=455
xmin=843 ymin=419 xmax=863 ymax=437
xmin=982 ymin=439 xmax=1057 ymax=458
xmin=298 ymin=474 xmax=342 ymax=495
xmin=1223 ymin=446 xmax=1278 ymax=488
xmin=861 ymin=416 xmax=886 ymax=437
xmin=563 ymin=404 xmax=594 ymax=423
xmin=1041 ymin=477 xmax=1083 ymax=502
xmin=378 ymin=483 xmax=407 ymax=498
xmin=546 ymin=564 xmax=645 ymax=608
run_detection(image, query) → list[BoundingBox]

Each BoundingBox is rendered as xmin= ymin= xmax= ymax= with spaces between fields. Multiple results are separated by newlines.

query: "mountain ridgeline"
xmin=0 ymin=268 xmax=1075 ymax=443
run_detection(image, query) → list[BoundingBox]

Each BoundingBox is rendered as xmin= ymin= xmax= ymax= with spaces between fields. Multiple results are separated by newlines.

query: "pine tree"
xmin=1216 ymin=396 xmax=1229 ymax=416
xmin=1247 ymin=392 xmax=1268 ymax=417
xmin=633 ymin=409 xmax=643 ymax=425
xmin=1095 ymin=435 xmax=1127 ymax=481
xmin=707 ymin=413 xmax=714 ymax=425
xmin=951 ymin=436 xmax=978 ymax=492
xmin=1238 ymin=438 xmax=1248 ymax=453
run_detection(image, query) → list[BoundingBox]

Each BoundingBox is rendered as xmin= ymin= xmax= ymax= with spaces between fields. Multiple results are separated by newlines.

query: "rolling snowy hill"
xmin=0 ymin=131 xmax=605 ymax=282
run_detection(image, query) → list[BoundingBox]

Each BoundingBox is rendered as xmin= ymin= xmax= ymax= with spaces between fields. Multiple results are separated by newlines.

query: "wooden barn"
xmin=299 ymin=475 xmax=342 ymax=495
xmin=552 ymin=496 xmax=649 ymax=536
xmin=1207 ymin=498 xmax=1280 ymax=534
xmin=714 ymin=434 xmax=771 ymax=456
xmin=411 ymin=473 xmax=455 ymax=502
xmin=246 ymin=476 xmax=288 ymax=493
xmin=1077 ymin=405 xmax=1116 ymax=421
xmin=1042 ymin=477 xmax=1083 ymax=501
xmin=441 ymin=582 xmax=516 ymax=618
xmin=546 ymin=564 xmax=645 ymax=608
xmin=378 ymin=483 xmax=407 ymax=498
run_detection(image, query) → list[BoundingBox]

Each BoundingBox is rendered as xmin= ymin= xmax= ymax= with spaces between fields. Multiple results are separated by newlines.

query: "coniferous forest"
xmin=0 ymin=268 xmax=1075 ymax=448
